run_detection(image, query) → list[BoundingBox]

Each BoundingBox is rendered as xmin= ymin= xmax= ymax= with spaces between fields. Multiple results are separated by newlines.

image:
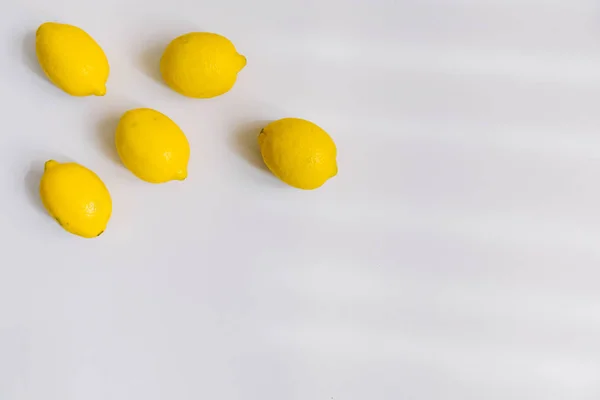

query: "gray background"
xmin=1 ymin=0 xmax=599 ymax=399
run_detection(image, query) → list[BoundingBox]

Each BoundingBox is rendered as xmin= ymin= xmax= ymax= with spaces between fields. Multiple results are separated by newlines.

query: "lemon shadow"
xmin=24 ymin=162 xmax=45 ymax=215
xmin=229 ymin=120 xmax=272 ymax=173
xmin=94 ymin=115 xmax=122 ymax=165
xmin=137 ymin=41 xmax=168 ymax=87
xmin=22 ymin=31 xmax=49 ymax=83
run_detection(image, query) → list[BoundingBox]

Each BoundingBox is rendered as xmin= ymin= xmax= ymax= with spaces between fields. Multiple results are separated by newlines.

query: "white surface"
xmin=1 ymin=0 xmax=600 ymax=399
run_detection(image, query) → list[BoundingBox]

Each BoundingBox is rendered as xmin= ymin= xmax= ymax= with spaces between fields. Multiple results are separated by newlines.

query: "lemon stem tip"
xmin=44 ymin=160 xmax=58 ymax=171
xmin=175 ymin=170 xmax=187 ymax=181
xmin=237 ymin=54 xmax=247 ymax=71
xmin=94 ymin=85 xmax=107 ymax=96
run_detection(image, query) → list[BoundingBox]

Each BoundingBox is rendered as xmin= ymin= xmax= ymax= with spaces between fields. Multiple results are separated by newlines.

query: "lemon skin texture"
xmin=115 ymin=108 xmax=190 ymax=183
xmin=160 ymin=32 xmax=246 ymax=98
xmin=259 ymin=118 xmax=338 ymax=190
xmin=36 ymin=22 xmax=109 ymax=96
xmin=40 ymin=160 xmax=112 ymax=238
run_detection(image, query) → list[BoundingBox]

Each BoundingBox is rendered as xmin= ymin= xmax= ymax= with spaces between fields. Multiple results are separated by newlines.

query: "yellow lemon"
xmin=160 ymin=32 xmax=246 ymax=98
xmin=40 ymin=160 xmax=112 ymax=238
xmin=36 ymin=22 xmax=109 ymax=96
xmin=258 ymin=118 xmax=338 ymax=190
xmin=115 ymin=108 xmax=190 ymax=183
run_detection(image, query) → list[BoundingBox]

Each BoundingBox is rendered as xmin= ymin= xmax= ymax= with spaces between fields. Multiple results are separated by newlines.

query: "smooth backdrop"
xmin=1 ymin=0 xmax=600 ymax=399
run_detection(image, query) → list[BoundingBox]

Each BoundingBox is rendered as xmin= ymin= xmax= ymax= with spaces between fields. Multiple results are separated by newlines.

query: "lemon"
xmin=160 ymin=32 xmax=246 ymax=98
xmin=258 ymin=118 xmax=338 ymax=190
xmin=115 ymin=108 xmax=190 ymax=183
xmin=36 ymin=22 xmax=109 ymax=96
xmin=40 ymin=160 xmax=112 ymax=238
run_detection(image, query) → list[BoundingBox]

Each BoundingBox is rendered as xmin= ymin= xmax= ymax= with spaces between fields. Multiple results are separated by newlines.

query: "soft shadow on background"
xmin=137 ymin=41 xmax=168 ymax=86
xmin=24 ymin=161 xmax=44 ymax=215
xmin=94 ymin=115 xmax=122 ymax=165
xmin=229 ymin=120 xmax=272 ymax=173
xmin=21 ymin=31 xmax=47 ymax=83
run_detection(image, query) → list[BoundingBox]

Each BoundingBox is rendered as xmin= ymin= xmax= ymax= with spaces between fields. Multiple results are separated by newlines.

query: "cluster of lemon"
xmin=35 ymin=22 xmax=338 ymax=238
